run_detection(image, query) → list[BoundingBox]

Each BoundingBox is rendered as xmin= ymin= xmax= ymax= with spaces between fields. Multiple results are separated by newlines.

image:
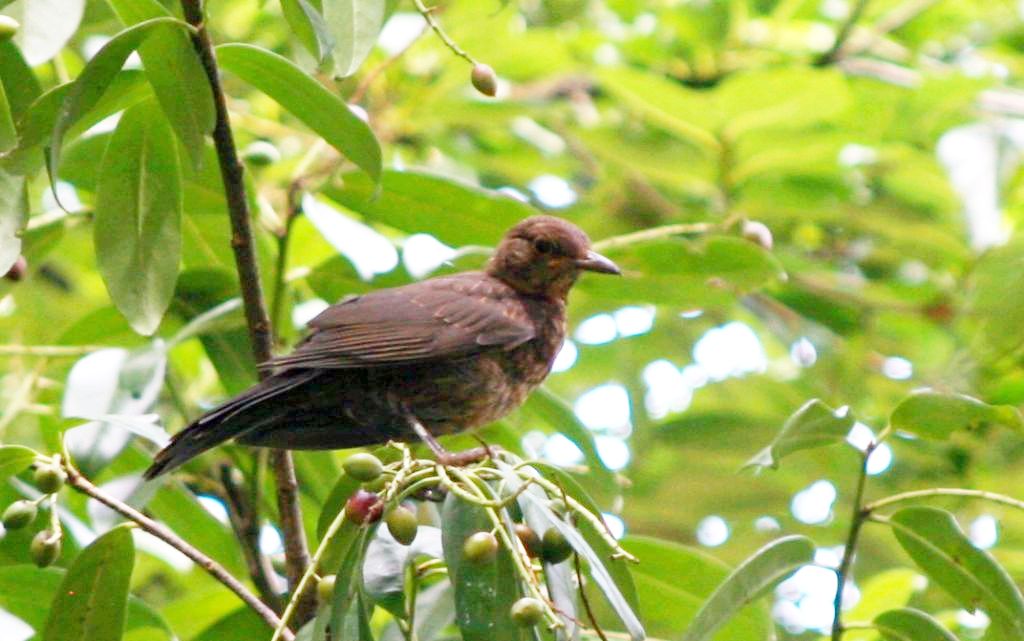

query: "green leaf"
xmin=48 ymin=16 xmax=192 ymax=203
xmin=681 ymin=535 xmax=815 ymax=641
xmin=0 ymin=167 xmax=27 ymax=273
xmin=42 ymin=524 xmax=136 ymax=641
xmin=888 ymin=507 xmax=1024 ymax=637
xmin=889 ymin=390 xmax=1023 ymax=440
xmin=326 ymin=526 xmax=376 ymax=641
xmin=596 ymin=67 xmax=720 ymax=154
xmin=281 ymin=0 xmax=334 ymax=64
xmin=520 ymin=388 xmax=615 ymax=489
xmin=0 ymin=566 xmax=173 ymax=640
xmin=326 ymin=169 xmax=537 ymax=246
xmin=0 ymin=76 xmax=17 ymax=154
xmin=745 ymin=399 xmax=855 ymax=471
xmin=441 ymin=493 xmax=525 ymax=641
xmin=843 ymin=569 xmax=921 ymax=641
xmin=0 ymin=444 xmax=37 ymax=481
xmin=95 ymin=100 xmax=182 ymax=336
xmin=874 ymin=608 xmax=959 ymax=641
xmin=323 ymin=0 xmax=386 ymax=77
xmin=215 ymin=43 xmax=381 ymax=183
xmin=622 ymin=536 xmax=770 ymax=641
xmin=513 ymin=471 xmax=644 ymax=641
xmin=193 ymin=607 xmax=270 ymax=641
xmin=5 ymin=0 xmax=84 ymax=66
xmin=106 ymin=0 xmax=216 ymax=169
xmin=0 ymin=39 xmax=42 ymax=122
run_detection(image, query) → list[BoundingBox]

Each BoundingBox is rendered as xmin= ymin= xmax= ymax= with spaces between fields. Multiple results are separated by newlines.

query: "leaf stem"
xmin=831 ymin=441 xmax=874 ymax=641
xmin=62 ymin=459 xmax=293 ymax=640
xmin=817 ymin=0 xmax=872 ymax=65
xmin=178 ymin=0 xmax=315 ymax=625
xmin=591 ymin=223 xmax=714 ymax=253
xmin=865 ymin=488 xmax=1024 ymax=514
xmin=411 ymin=0 xmax=476 ymax=65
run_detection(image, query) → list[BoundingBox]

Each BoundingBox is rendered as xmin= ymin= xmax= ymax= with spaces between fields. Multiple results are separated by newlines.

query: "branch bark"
xmin=179 ymin=0 xmax=317 ymax=626
xmin=63 ymin=462 xmax=294 ymax=641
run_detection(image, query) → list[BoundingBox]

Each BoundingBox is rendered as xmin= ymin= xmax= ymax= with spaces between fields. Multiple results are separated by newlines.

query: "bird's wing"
xmin=264 ymin=273 xmax=536 ymax=371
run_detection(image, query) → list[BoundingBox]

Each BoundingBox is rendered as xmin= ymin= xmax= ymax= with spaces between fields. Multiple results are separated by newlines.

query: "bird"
xmin=144 ymin=215 xmax=620 ymax=478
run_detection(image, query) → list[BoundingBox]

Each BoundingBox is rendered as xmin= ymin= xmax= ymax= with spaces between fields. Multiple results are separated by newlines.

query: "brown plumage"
xmin=144 ymin=216 xmax=619 ymax=478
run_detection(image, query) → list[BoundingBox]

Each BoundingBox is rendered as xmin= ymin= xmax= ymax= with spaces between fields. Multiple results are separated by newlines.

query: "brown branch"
xmin=63 ymin=462 xmax=294 ymax=641
xmin=179 ymin=0 xmax=316 ymax=626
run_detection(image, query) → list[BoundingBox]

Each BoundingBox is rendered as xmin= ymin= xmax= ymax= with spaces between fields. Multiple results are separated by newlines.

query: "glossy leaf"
xmin=0 ymin=444 xmax=36 ymax=481
xmin=323 ymin=0 xmax=386 ymax=77
xmin=48 ymin=16 xmax=190 ymax=202
xmin=874 ymin=608 xmax=959 ymax=641
xmin=844 ymin=569 xmax=921 ymax=641
xmin=326 ymin=525 xmax=376 ymax=641
xmin=890 ymin=390 xmax=1023 ymax=440
xmin=0 ymin=167 xmax=26 ymax=273
xmin=215 ymin=43 xmax=381 ymax=183
xmin=94 ymin=100 xmax=182 ymax=336
xmin=889 ymin=507 xmax=1024 ymax=637
xmin=745 ymin=399 xmax=855 ymax=470
xmin=281 ymin=0 xmax=334 ymax=64
xmin=0 ymin=38 xmax=42 ymax=122
xmin=4 ymin=0 xmax=84 ymax=66
xmin=623 ymin=536 xmax=770 ymax=640
xmin=681 ymin=535 xmax=815 ymax=641
xmin=0 ymin=79 xmax=16 ymax=154
xmin=106 ymin=0 xmax=215 ymax=168
xmin=42 ymin=524 xmax=135 ymax=641
xmin=441 ymin=493 xmax=525 ymax=641
xmin=326 ymin=169 xmax=537 ymax=246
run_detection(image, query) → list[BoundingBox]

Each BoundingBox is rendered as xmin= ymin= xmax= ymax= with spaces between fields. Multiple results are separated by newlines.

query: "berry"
xmin=541 ymin=528 xmax=573 ymax=564
xmin=345 ymin=489 xmax=383 ymax=524
xmin=742 ymin=220 xmax=774 ymax=251
xmin=510 ymin=597 xmax=544 ymax=626
xmin=317 ymin=574 xmax=336 ymax=604
xmin=343 ymin=453 xmax=384 ymax=482
xmin=3 ymin=255 xmax=26 ymax=281
xmin=514 ymin=523 xmax=541 ymax=558
xmin=33 ymin=465 xmax=66 ymax=494
xmin=471 ymin=63 xmax=498 ymax=97
xmin=385 ymin=506 xmax=418 ymax=546
xmin=462 ymin=531 xmax=498 ymax=564
xmin=241 ymin=140 xmax=281 ymax=167
xmin=2 ymin=500 xmax=37 ymax=530
xmin=30 ymin=530 xmax=60 ymax=568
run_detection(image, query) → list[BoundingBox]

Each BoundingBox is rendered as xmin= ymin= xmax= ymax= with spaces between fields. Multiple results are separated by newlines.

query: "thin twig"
xmin=220 ymin=465 xmax=285 ymax=613
xmin=179 ymin=0 xmax=315 ymax=625
xmin=412 ymin=0 xmax=476 ymax=65
xmin=63 ymin=461 xmax=293 ymax=640
xmin=817 ymin=0 xmax=872 ymax=65
xmin=866 ymin=488 xmax=1024 ymax=514
xmin=0 ymin=345 xmax=104 ymax=357
xmin=591 ymin=223 xmax=714 ymax=253
xmin=830 ymin=442 xmax=874 ymax=641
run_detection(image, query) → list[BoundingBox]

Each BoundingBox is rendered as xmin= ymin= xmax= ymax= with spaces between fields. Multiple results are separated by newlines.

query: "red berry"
xmin=345 ymin=489 xmax=383 ymax=524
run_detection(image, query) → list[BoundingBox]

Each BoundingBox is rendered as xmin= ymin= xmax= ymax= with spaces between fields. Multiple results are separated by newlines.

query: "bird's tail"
xmin=144 ymin=371 xmax=320 ymax=479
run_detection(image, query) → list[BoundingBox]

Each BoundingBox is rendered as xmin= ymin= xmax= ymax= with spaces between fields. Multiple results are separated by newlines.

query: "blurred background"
xmin=4 ymin=0 xmax=1024 ymax=639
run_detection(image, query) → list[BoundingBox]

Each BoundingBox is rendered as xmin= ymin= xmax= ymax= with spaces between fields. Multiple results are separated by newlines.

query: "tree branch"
xmin=63 ymin=461 xmax=294 ymax=641
xmin=220 ymin=465 xmax=285 ymax=613
xmin=817 ymin=0 xmax=872 ymax=66
xmin=831 ymin=442 xmax=874 ymax=641
xmin=179 ymin=0 xmax=317 ymax=626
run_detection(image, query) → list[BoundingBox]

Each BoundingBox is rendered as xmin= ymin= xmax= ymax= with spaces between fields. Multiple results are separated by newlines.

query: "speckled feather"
xmin=144 ymin=216 xmax=615 ymax=478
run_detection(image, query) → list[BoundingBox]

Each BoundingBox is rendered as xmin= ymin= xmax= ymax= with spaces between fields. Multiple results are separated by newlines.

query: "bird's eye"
xmin=534 ymin=239 xmax=556 ymax=254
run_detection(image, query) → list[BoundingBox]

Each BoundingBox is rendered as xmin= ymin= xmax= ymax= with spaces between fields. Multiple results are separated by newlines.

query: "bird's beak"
xmin=576 ymin=250 xmax=621 ymax=275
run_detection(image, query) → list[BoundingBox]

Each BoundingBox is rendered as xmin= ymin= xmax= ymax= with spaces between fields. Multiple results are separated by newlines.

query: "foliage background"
xmin=3 ymin=0 xmax=1024 ymax=639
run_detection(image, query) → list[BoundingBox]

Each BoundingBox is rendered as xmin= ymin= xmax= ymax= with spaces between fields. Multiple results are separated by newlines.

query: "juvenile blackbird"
xmin=145 ymin=215 xmax=619 ymax=478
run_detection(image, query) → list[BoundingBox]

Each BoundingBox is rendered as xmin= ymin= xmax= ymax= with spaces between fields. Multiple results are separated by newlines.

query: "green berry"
xmin=343 ymin=453 xmax=384 ymax=482
xmin=514 ymin=523 xmax=541 ymax=558
xmin=385 ymin=506 xmax=418 ymax=546
xmin=33 ymin=465 xmax=66 ymax=494
xmin=462 ymin=531 xmax=498 ymax=564
xmin=2 ymin=500 xmax=37 ymax=530
xmin=317 ymin=574 xmax=336 ymax=604
xmin=0 ymin=16 xmax=18 ymax=40
xmin=30 ymin=530 xmax=60 ymax=568
xmin=541 ymin=528 xmax=573 ymax=564
xmin=241 ymin=140 xmax=281 ymax=167
xmin=470 ymin=63 xmax=498 ymax=97
xmin=510 ymin=597 xmax=545 ymax=626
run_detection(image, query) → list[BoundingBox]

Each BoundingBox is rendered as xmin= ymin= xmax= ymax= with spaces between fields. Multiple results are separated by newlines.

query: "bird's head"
xmin=487 ymin=216 xmax=620 ymax=298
